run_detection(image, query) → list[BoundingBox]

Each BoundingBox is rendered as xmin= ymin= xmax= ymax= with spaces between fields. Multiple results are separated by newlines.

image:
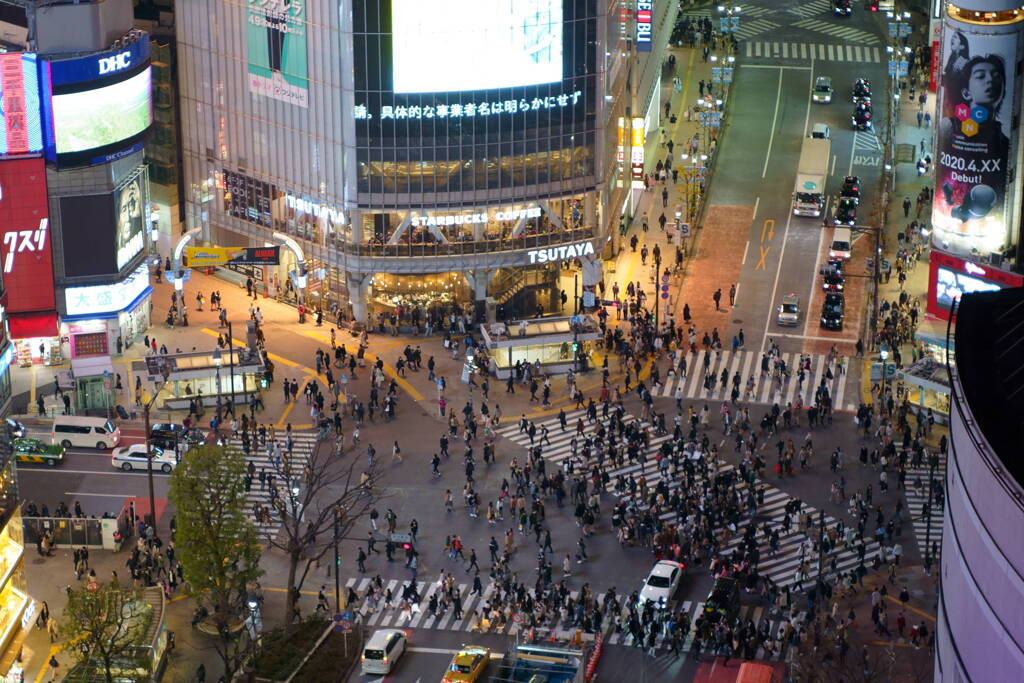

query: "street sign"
xmin=887 ymin=60 xmax=898 ymax=77
xmin=513 ymin=613 xmax=523 ymax=624
xmin=888 ymin=23 xmax=898 ymax=39
xmin=389 ymin=533 xmax=412 ymax=544
xmin=340 ymin=374 xmax=349 ymax=385
xmin=341 ymin=611 xmax=354 ymax=621
xmin=711 ymin=67 xmax=721 ymax=83
xmin=679 ymin=223 xmax=691 ymax=238
xmin=723 ymin=68 xmax=733 ymax=83
xmin=899 ymin=22 xmax=912 ymax=37
xmin=898 ymin=60 xmax=909 ymax=77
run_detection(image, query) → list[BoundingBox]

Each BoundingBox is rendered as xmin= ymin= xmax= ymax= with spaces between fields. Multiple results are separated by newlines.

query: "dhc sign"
xmin=98 ymin=51 xmax=132 ymax=75
xmin=527 ymin=241 xmax=595 ymax=264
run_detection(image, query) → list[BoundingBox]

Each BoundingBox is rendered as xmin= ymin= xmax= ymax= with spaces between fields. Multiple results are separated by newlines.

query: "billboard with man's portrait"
xmin=115 ymin=177 xmax=145 ymax=270
xmin=932 ymin=23 xmax=1019 ymax=255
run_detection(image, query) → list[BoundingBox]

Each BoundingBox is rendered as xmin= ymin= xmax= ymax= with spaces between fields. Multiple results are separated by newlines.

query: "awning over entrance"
xmin=7 ymin=311 xmax=58 ymax=339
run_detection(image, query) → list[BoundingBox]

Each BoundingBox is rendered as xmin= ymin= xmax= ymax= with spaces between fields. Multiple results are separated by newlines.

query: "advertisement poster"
xmin=932 ymin=24 xmax=1016 ymax=255
xmin=115 ymin=177 xmax=145 ymax=270
xmin=0 ymin=52 xmax=42 ymax=156
xmin=247 ymin=0 xmax=308 ymax=108
xmin=0 ymin=158 xmax=55 ymax=313
xmin=391 ymin=0 xmax=562 ymax=93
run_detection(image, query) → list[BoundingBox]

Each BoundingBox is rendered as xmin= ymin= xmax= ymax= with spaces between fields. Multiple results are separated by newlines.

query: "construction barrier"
xmin=584 ymin=632 xmax=603 ymax=682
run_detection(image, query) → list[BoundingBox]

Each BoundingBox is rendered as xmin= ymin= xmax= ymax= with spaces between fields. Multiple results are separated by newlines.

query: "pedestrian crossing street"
xmin=904 ymin=460 xmax=945 ymax=564
xmin=683 ymin=3 xmax=777 ymax=19
xmin=655 ymin=349 xmax=857 ymax=412
xmin=342 ymin=576 xmax=789 ymax=658
xmin=744 ymin=41 xmax=884 ymax=63
xmin=225 ymin=431 xmax=317 ymax=538
xmin=497 ymin=409 xmax=883 ymax=591
xmin=794 ymin=18 xmax=881 ymax=45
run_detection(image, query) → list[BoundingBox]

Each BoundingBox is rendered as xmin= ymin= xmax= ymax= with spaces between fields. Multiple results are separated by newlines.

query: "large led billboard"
xmin=51 ymin=68 xmax=152 ymax=156
xmin=932 ymin=21 xmax=1016 ymax=256
xmin=41 ymin=34 xmax=154 ymax=167
xmin=391 ymin=0 xmax=563 ymax=93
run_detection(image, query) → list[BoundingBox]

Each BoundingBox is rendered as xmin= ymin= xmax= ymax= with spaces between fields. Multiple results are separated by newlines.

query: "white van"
xmin=361 ymin=628 xmax=407 ymax=675
xmin=829 ymin=227 xmax=853 ymax=261
xmin=51 ymin=416 xmax=122 ymax=450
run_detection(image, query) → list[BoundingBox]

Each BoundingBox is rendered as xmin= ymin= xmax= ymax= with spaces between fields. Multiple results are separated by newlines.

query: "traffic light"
xmin=868 ymin=0 xmax=878 ymax=11
xmin=571 ymin=341 xmax=579 ymax=353
xmin=402 ymin=543 xmax=412 ymax=551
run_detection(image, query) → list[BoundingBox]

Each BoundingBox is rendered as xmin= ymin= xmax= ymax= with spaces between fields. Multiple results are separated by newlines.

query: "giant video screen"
xmin=51 ymin=68 xmax=152 ymax=156
xmin=391 ymin=0 xmax=562 ymax=93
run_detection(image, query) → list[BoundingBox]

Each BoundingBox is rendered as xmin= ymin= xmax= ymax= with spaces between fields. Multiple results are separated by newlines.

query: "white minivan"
xmin=51 ymin=416 xmax=121 ymax=450
xmin=361 ymin=629 xmax=407 ymax=675
xmin=829 ymin=227 xmax=853 ymax=261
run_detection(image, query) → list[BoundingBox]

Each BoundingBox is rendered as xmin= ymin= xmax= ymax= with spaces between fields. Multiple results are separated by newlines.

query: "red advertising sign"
xmin=0 ymin=158 xmax=55 ymax=313
xmin=926 ymin=249 xmax=1024 ymax=321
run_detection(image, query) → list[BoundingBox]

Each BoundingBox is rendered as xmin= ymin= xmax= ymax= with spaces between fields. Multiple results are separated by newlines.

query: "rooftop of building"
xmin=954 ymin=287 xmax=1024 ymax=484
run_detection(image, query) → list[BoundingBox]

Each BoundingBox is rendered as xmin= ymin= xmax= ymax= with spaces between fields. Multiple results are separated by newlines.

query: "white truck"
xmin=792 ymin=137 xmax=831 ymax=217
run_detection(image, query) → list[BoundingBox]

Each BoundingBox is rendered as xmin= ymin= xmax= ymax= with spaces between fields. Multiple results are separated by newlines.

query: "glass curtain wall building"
xmin=177 ymin=0 xmax=641 ymax=326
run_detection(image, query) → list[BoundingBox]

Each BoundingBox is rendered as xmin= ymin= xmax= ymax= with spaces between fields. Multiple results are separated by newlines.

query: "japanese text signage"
xmin=636 ymin=1 xmax=653 ymax=51
xmin=0 ymin=158 xmax=55 ymax=313
xmin=0 ymin=53 xmax=42 ymax=156
xmin=64 ymin=262 xmax=150 ymax=317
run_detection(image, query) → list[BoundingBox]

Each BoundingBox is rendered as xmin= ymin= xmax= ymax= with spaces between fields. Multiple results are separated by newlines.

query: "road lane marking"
xmin=761 ymin=69 xmax=784 ymax=178
xmin=760 ymin=219 xmax=775 ymax=243
xmin=742 ymin=240 xmax=750 ymax=265
xmin=773 ymin=332 xmax=859 ymax=341
xmin=23 ymin=469 xmax=172 ymax=476
xmin=801 ymin=225 xmax=828 ymax=338
xmin=759 ymin=210 xmax=795 ymax=356
xmin=407 ymin=647 xmax=505 ymax=657
xmin=755 ymin=246 xmax=771 ymax=270
xmin=802 ymin=55 xmax=815 ymax=138
xmin=63 ymin=492 xmax=126 ymax=497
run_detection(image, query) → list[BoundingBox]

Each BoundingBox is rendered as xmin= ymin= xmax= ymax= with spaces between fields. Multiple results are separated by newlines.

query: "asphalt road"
xmin=18 ymin=425 xmax=168 ymax=518
xmin=708 ymin=0 xmax=889 ymax=355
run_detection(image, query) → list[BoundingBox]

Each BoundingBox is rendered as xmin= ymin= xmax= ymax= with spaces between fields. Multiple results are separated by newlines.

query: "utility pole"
xmin=227 ymin=320 xmax=237 ymax=409
xmin=924 ymin=450 xmax=938 ymax=574
xmin=333 ymin=507 xmax=342 ymax=612
xmin=653 ymin=251 xmax=662 ymax=334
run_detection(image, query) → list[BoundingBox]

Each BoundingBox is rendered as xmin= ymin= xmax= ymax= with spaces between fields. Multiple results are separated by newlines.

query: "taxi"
xmin=13 ymin=438 xmax=65 ymax=467
xmin=111 ymin=444 xmax=177 ymax=473
xmin=442 ymin=645 xmax=490 ymax=683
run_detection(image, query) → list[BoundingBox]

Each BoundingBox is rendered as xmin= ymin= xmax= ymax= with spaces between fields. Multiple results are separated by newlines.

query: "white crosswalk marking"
xmin=744 ymin=41 xmax=883 ymax=64
xmin=226 ymin=430 xmax=317 ymax=539
xmin=498 ymin=409 xmax=882 ymax=591
xmin=793 ymin=18 xmax=881 ymax=44
xmin=344 ymin=572 xmax=789 ymax=657
xmin=787 ymin=0 xmax=833 ymax=18
xmin=734 ymin=18 xmax=780 ymax=40
xmin=854 ymin=130 xmax=884 ymax=153
xmin=904 ymin=458 xmax=945 ymax=563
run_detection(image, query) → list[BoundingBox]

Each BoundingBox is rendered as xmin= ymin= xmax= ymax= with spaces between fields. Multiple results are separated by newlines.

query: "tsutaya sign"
xmin=285 ymin=194 xmax=344 ymax=224
xmin=410 ymin=206 xmax=541 ymax=228
xmin=527 ymin=241 xmax=595 ymax=264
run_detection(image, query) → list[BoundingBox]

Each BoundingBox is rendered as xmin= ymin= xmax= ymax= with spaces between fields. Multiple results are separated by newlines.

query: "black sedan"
xmin=833 ymin=0 xmax=852 ymax=15
xmin=821 ymin=293 xmax=845 ymax=330
xmin=840 ymin=176 xmax=861 ymax=201
xmin=834 ymin=198 xmax=857 ymax=226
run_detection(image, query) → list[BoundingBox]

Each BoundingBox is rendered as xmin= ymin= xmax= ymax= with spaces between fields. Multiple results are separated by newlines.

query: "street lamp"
xmin=226 ymin=321 xmax=237 ymax=410
xmin=212 ymin=347 xmax=223 ymax=399
xmin=143 ymin=367 xmax=170 ymax=533
xmin=879 ymin=343 xmax=890 ymax=414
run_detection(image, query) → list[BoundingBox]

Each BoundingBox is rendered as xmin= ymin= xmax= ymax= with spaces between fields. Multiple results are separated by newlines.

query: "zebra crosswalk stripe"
xmin=904 ymin=463 xmax=945 ymax=560
xmin=499 ymin=411 xmax=881 ymax=589
xmin=744 ymin=41 xmax=883 ymax=64
xmin=226 ymin=431 xmax=317 ymax=538
xmin=787 ymin=0 xmax=832 ymax=18
xmin=793 ymin=18 xmax=881 ymax=45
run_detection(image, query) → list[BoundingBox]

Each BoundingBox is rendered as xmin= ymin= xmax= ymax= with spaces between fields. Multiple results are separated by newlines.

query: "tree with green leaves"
xmin=168 ymin=443 xmax=264 ymax=677
xmin=58 ymin=583 xmax=153 ymax=682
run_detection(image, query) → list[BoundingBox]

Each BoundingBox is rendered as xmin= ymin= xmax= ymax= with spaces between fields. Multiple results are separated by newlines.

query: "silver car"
xmin=777 ymin=294 xmax=801 ymax=326
xmin=812 ymin=76 xmax=833 ymax=103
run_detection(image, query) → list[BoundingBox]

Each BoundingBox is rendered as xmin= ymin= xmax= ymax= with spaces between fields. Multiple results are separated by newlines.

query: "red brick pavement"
xmin=674 ymin=204 xmax=753 ymax=339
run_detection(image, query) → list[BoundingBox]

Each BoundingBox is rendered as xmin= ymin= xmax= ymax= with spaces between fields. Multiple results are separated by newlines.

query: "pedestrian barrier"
xmin=584 ymin=632 xmax=603 ymax=682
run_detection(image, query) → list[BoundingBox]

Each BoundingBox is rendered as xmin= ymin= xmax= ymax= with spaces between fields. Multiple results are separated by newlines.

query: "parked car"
xmin=840 ymin=176 xmax=861 ymax=201
xmin=821 ymin=292 xmax=846 ymax=330
xmin=833 ymin=197 xmax=857 ymax=226
xmin=821 ymin=260 xmax=846 ymax=292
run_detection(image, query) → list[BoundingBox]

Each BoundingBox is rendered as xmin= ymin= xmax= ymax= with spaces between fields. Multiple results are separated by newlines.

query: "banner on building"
xmin=0 ymin=158 xmax=55 ymax=313
xmin=932 ymin=23 xmax=1016 ymax=256
xmin=185 ymin=246 xmax=280 ymax=267
xmin=115 ymin=176 xmax=145 ymax=270
xmin=246 ymin=0 xmax=309 ymax=108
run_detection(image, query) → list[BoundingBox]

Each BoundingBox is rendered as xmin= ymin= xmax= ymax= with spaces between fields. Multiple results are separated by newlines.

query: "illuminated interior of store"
xmin=369 ymin=272 xmax=466 ymax=313
xmin=0 ymin=504 xmax=27 ymax=667
xmin=492 ymin=339 xmax=593 ymax=369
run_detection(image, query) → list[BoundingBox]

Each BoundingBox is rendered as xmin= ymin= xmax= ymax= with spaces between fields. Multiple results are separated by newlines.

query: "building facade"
xmin=177 ymin=0 xmax=671 ymax=325
xmin=938 ymin=288 xmax=1024 ymax=681
xmin=0 ymin=0 xmax=156 ymax=398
